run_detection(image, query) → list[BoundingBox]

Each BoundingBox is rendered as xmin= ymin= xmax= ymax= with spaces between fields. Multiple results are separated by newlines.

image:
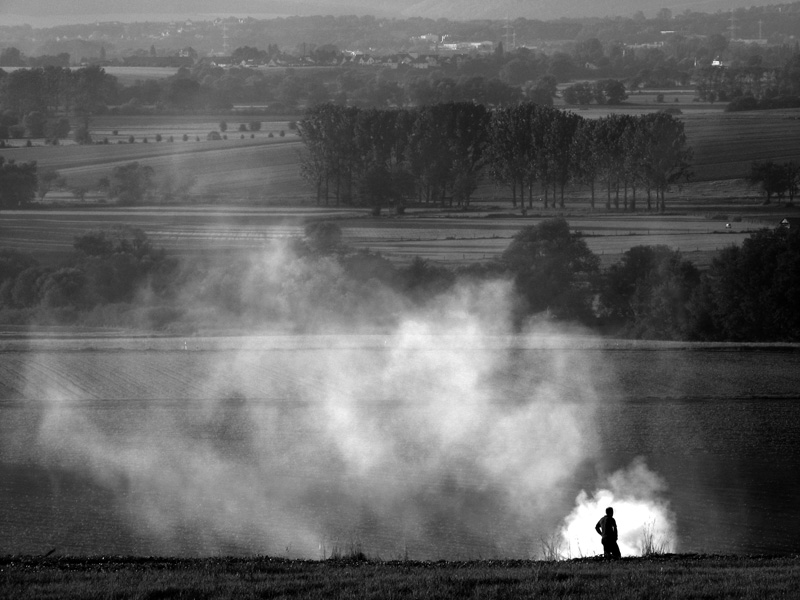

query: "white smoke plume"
xmin=25 ymin=241 xmax=666 ymax=558
xmin=557 ymin=457 xmax=677 ymax=558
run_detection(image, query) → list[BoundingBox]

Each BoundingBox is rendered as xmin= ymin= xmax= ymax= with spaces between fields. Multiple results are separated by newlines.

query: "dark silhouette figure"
xmin=595 ymin=506 xmax=621 ymax=558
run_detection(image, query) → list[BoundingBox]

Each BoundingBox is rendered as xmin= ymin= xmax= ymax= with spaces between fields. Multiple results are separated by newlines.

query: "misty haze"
xmin=1 ymin=0 xmax=800 ymax=588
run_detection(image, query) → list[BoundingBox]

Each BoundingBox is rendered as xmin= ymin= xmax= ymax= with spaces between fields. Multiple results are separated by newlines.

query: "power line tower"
xmin=223 ymin=22 xmax=230 ymax=56
xmin=728 ymin=12 xmax=737 ymax=41
xmin=503 ymin=17 xmax=516 ymax=51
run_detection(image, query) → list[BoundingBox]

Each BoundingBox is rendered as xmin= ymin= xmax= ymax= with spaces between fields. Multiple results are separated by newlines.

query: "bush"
xmin=112 ymin=129 xmax=119 ymax=136
xmin=207 ymin=131 xmax=222 ymax=141
xmin=238 ymin=123 xmax=248 ymax=132
xmin=725 ymin=95 xmax=759 ymax=112
xmin=182 ymin=133 xmax=189 ymax=141
xmin=128 ymin=135 xmax=135 ymax=144
xmin=279 ymin=130 xmax=285 ymax=137
xmin=155 ymin=133 xmax=163 ymax=142
xmin=74 ymin=125 xmax=93 ymax=145
xmin=249 ymin=120 xmax=262 ymax=131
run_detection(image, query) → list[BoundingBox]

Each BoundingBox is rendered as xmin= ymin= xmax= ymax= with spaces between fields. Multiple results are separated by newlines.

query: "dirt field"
xmin=0 ymin=206 xmax=762 ymax=268
xmin=3 ymin=107 xmax=800 ymax=208
xmin=1 ymin=337 xmax=798 ymax=558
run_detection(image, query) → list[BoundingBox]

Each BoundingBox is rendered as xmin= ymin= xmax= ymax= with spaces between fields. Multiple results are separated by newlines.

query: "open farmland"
xmin=1 ymin=336 xmax=799 ymax=559
xmin=1 ymin=108 xmax=799 ymax=268
xmin=0 ymin=207 xmax=759 ymax=268
xmin=2 ymin=107 xmax=800 ymax=205
xmin=1 ymin=134 xmax=305 ymax=202
xmin=683 ymin=109 xmax=800 ymax=181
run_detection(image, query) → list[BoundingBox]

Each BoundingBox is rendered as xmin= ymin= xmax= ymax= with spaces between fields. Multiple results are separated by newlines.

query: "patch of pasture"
xmin=683 ymin=108 xmax=800 ymax=181
xmin=102 ymin=66 xmax=181 ymax=85
xmin=3 ymin=136 xmax=305 ymax=200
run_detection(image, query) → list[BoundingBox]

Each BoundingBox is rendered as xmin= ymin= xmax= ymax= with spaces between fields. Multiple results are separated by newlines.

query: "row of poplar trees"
xmin=298 ymin=102 xmax=692 ymax=213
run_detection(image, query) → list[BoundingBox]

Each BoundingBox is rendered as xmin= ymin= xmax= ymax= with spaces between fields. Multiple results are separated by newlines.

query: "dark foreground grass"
xmin=2 ymin=554 xmax=799 ymax=599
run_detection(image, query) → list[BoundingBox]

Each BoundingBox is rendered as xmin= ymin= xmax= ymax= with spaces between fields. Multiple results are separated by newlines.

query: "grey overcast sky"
xmin=0 ymin=0 xmax=785 ymax=26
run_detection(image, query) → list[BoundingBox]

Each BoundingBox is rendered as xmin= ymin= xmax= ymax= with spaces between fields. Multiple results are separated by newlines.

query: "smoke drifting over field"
xmin=559 ymin=458 xmax=676 ymax=557
xmin=29 ymin=241 xmax=676 ymax=558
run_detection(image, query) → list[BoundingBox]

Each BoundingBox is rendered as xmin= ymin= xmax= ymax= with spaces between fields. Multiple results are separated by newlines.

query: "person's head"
xmin=606 ymin=507 xmax=614 ymax=516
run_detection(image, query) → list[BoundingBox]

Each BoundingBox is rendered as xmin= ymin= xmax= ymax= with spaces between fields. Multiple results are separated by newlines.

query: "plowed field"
xmin=1 ymin=337 xmax=799 ymax=558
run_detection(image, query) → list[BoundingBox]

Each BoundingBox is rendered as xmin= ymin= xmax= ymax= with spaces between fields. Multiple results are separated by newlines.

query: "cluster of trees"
xmin=1 ymin=218 xmax=797 ymax=342
xmin=0 ymin=156 xmax=196 ymax=208
xmin=749 ymin=160 xmax=800 ymax=204
xmin=0 ymin=65 xmax=116 ymax=142
xmin=0 ymin=227 xmax=172 ymax=318
xmin=561 ymin=79 xmax=627 ymax=105
xmin=0 ymin=157 xmax=37 ymax=208
xmin=0 ymin=47 xmax=71 ymax=68
xmin=299 ymin=103 xmax=692 ymax=213
xmin=701 ymin=53 xmax=800 ymax=107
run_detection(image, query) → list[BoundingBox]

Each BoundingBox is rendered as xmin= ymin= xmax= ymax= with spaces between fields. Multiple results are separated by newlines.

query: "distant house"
xmin=779 ymin=217 xmax=800 ymax=230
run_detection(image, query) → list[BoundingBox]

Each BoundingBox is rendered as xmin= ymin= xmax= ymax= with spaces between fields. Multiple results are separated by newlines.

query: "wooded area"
xmin=298 ymin=103 xmax=691 ymax=213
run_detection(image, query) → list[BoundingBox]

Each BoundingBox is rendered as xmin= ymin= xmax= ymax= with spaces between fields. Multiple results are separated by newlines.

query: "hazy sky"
xmin=0 ymin=0 xmax=786 ymax=26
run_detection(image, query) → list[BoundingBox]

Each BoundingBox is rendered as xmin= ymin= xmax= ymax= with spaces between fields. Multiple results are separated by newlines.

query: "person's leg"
xmin=612 ymin=541 xmax=621 ymax=559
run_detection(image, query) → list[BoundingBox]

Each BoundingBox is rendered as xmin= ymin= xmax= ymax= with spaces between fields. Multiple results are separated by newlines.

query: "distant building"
xmin=779 ymin=217 xmax=800 ymax=230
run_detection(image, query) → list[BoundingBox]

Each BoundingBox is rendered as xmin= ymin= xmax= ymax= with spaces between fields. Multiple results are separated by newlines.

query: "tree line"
xmin=299 ymin=102 xmax=692 ymax=213
xmin=0 ymin=218 xmax=797 ymax=342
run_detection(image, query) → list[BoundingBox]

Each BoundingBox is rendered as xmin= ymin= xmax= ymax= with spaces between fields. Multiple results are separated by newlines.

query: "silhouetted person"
xmin=595 ymin=506 xmax=621 ymax=558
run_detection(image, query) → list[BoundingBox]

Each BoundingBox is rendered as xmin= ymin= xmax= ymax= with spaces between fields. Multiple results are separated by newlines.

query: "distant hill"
xmin=0 ymin=0 xmax=792 ymax=23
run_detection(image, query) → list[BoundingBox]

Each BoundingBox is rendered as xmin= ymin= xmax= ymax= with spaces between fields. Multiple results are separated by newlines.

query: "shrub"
xmin=74 ymin=125 xmax=93 ymax=145
xmin=249 ymin=120 xmax=262 ymax=131
xmin=207 ymin=131 xmax=222 ymax=141
xmin=112 ymin=129 xmax=119 ymax=136
xmin=725 ymin=95 xmax=759 ymax=112
xmin=268 ymin=131 xmax=274 ymax=138
xmin=155 ymin=133 xmax=162 ymax=142
xmin=128 ymin=135 xmax=135 ymax=143
xmin=279 ymin=130 xmax=285 ymax=137
xmin=182 ymin=133 xmax=189 ymax=141
xmin=239 ymin=123 xmax=248 ymax=132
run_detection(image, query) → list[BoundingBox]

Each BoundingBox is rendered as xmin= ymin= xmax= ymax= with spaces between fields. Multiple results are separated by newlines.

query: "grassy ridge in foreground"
xmin=1 ymin=555 xmax=798 ymax=599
